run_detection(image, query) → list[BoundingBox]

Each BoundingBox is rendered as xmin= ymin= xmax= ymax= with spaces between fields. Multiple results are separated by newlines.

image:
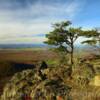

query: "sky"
xmin=0 ymin=0 xmax=100 ymax=44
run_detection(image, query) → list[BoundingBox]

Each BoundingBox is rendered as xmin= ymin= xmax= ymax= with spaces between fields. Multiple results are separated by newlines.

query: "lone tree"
xmin=44 ymin=21 xmax=81 ymax=72
xmin=82 ymin=29 xmax=100 ymax=54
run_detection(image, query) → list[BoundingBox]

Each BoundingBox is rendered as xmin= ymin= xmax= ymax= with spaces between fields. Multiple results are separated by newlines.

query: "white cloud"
xmin=0 ymin=22 xmax=51 ymax=38
xmin=0 ymin=0 xmax=83 ymax=44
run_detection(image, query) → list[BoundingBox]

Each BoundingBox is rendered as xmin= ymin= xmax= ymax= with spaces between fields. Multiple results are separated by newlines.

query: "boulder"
xmin=1 ymin=68 xmax=71 ymax=100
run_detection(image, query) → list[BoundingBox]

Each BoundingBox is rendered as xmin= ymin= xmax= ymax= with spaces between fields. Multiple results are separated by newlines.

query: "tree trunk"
xmin=71 ymin=47 xmax=74 ymax=65
xmin=70 ymin=42 xmax=74 ymax=66
xmin=69 ymin=42 xmax=74 ymax=79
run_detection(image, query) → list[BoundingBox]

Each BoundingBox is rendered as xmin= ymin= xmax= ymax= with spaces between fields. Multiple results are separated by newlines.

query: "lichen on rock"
xmin=1 ymin=67 xmax=71 ymax=100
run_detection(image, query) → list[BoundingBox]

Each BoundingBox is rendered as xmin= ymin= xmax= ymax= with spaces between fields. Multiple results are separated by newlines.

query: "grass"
xmin=46 ymin=59 xmax=60 ymax=67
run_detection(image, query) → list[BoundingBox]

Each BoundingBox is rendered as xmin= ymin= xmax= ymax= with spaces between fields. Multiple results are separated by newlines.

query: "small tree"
xmin=82 ymin=29 xmax=100 ymax=54
xmin=44 ymin=21 xmax=81 ymax=73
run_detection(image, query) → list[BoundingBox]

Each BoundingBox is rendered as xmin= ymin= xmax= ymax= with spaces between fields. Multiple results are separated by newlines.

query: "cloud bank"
xmin=0 ymin=0 xmax=83 ymax=44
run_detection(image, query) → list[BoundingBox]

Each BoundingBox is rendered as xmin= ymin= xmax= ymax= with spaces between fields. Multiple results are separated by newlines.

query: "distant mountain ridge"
xmin=0 ymin=43 xmax=96 ymax=50
xmin=0 ymin=44 xmax=48 ymax=49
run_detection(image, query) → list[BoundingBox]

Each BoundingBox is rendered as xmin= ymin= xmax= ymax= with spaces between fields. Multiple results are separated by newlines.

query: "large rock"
xmin=89 ymin=75 xmax=100 ymax=86
xmin=1 ymin=68 xmax=71 ymax=100
xmin=94 ymin=75 xmax=100 ymax=86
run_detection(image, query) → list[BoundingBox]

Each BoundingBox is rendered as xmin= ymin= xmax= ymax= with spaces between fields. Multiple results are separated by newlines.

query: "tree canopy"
xmin=44 ymin=21 xmax=82 ymax=70
xmin=81 ymin=29 xmax=100 ymax=52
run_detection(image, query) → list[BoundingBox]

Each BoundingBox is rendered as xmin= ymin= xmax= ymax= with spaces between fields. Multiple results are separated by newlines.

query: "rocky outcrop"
xmin=89 ymin=75 xmax=100 ymax=86
xmin=80 ymin=54 xmax=100 ymax=63
xmin=1 ymin=67 xmax=71 ymax=100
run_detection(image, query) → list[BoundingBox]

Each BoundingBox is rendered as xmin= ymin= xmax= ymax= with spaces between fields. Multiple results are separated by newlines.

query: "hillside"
xmin=0 ymin=49 xmax=100 ymax=100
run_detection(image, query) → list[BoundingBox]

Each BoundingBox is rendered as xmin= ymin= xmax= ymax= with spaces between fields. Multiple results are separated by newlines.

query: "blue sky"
xmin=0 ymin=0 xmax=100 ymax=44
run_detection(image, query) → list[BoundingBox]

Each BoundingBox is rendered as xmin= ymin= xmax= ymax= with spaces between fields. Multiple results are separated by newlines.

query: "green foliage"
xmin=82 ymin=40 xmax=97 ymax=45
xmin=80 ymin=29 xmax=98 ymax=37
xmin=44 ymin=21 xmax=82 ymax=66
xmin=44 ymin=21 xmax=81 ymax=52
xmin=82 ymin=29 xmax=100 ymax=52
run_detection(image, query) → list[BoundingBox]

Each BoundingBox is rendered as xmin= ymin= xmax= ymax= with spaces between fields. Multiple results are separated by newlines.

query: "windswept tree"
xmin=44 ymin=21 xmax=82 ymax=73
xmin=82 ymin=29 xmax=100 ymax=53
